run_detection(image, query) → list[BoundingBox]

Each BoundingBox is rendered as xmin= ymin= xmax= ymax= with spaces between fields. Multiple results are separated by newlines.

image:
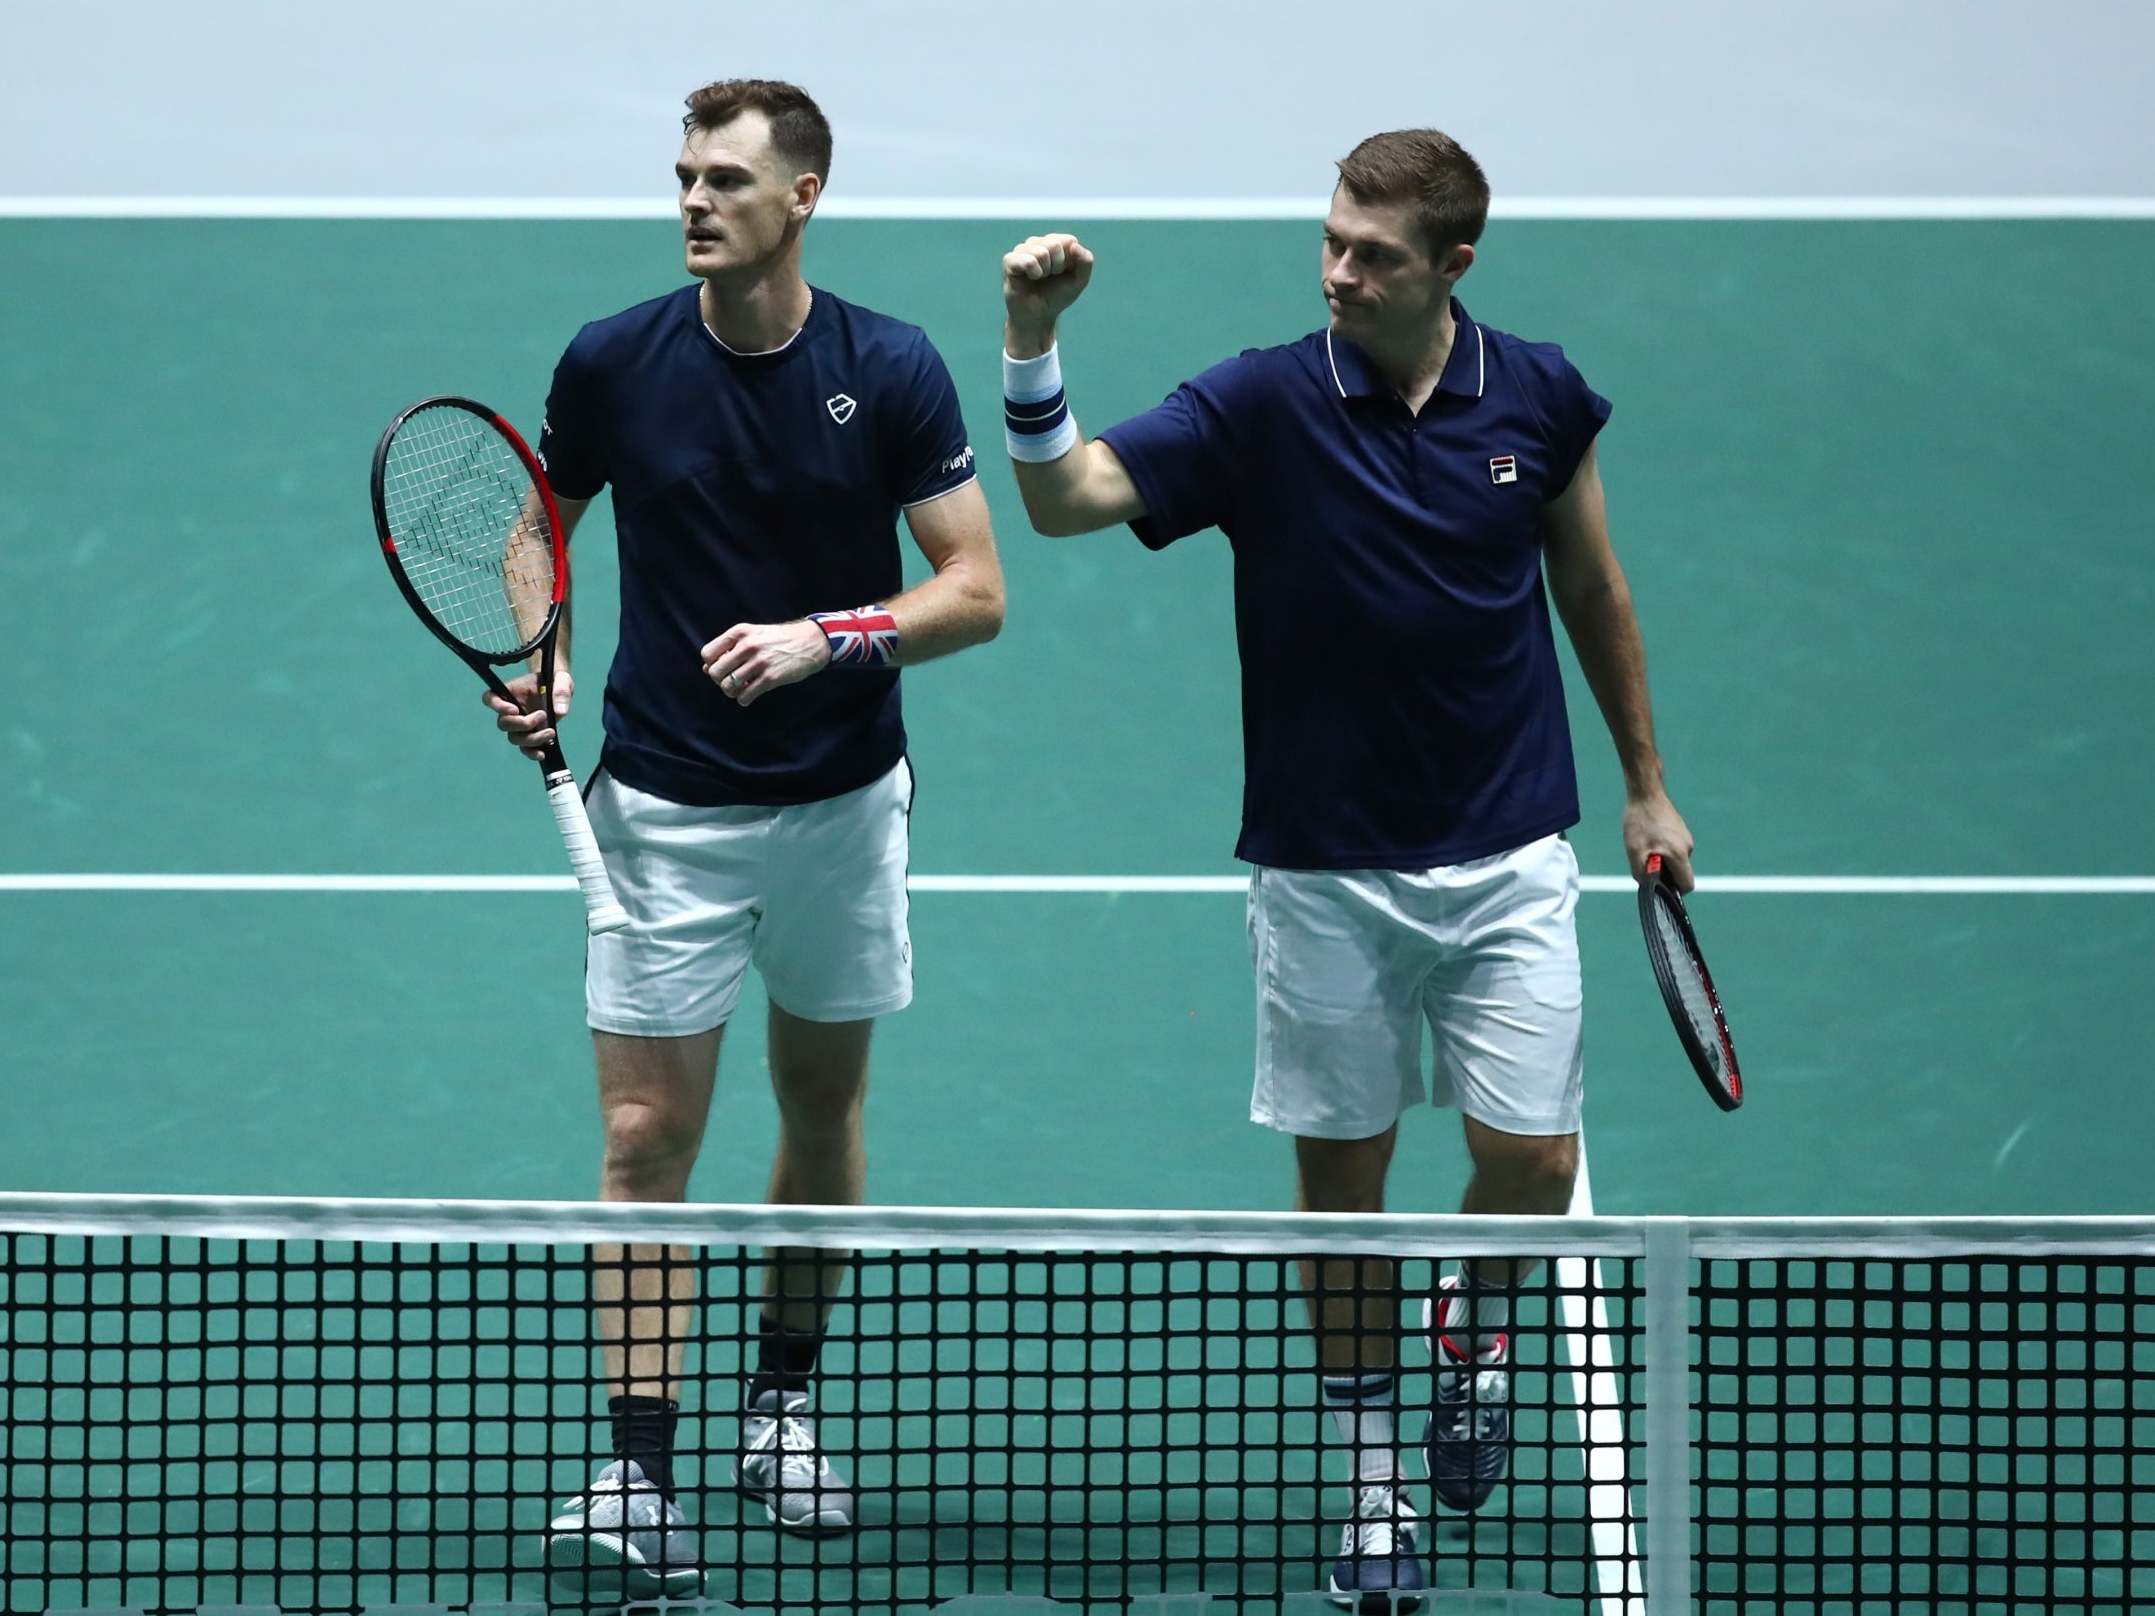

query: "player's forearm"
xmin=1002 ymin=323 xmax=1133 ymax=538
xmin=550 ymin=498 xmax=590 ymax=673
xmin=882 ymin=552 xmax=1005 ymax=665
xmin=1552 ymin=567 xmax=1664 ymax=798
xmin=1005 ymin=317 xmax=1089 ymax=535
xmin=514 ymin=560 xmax=572 ymax=675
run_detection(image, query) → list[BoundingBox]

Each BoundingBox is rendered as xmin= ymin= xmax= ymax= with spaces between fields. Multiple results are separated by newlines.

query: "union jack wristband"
xmin=809 ymin=605 xmax=900 ymax=668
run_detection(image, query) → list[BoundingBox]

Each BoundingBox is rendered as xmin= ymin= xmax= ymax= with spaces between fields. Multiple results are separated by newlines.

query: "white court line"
xmin=1 ymin=873 xmax=2151 ymax=895
xmin=3 ymin=195 xmax=2154 ymax=221
xmin=1560 ymin=1141 xmax=1645 ymax=1616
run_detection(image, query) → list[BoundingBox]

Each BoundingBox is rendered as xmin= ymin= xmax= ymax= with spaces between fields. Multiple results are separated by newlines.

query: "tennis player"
xmin=488 ymin=79 xmax=1004 ymax=1595
xmin=999 ymin=130 xmax=1693 ymax=1610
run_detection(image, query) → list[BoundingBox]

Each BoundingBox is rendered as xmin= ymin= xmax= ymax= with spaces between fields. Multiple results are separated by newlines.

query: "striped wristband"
xmin=1004 ymin=345 xmax=1081 ymax=463
xmin=809 ymin=605 xmax=900 ymax=668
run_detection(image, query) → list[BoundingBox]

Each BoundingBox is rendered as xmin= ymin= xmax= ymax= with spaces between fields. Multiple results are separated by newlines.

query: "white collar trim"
xmin=703 ymin=290 xmax=812 ymax=356
xmin=1327 ymin=320 xmax=1486 ymax=402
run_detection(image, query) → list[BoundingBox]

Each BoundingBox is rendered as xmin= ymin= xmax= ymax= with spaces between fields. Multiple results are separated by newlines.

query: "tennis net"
xmin=1 ymin=1195 xmax=2148 ymax=1614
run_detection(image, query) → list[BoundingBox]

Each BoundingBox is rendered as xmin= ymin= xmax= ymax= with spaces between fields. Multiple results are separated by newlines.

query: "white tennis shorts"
xmin=1246 ymin=833 xmax=1584 ymax=1140
xmin=583 ymin=759 xmax=914 ymax=1036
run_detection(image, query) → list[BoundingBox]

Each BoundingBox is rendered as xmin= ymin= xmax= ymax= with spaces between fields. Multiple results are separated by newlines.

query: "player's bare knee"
xmin=1466 ymin=1124 xmax=1577 ymax=1207
xmin=1522 ymin=1131 xmax=1579 ymax=1187
xmin=600 ymin=1101 xmax=701 ymax=1191
xmin=770 ymin=1065 xmax=868 ymax=1142
xmin=1500 ymin=1139 xmax=1577 ymax=1210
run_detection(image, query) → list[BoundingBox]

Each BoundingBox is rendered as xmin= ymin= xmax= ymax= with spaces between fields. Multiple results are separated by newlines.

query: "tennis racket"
xmin=1637 ymin=853 xmax=1742 ymax=1110
xmin=370 ymin=395 xmax=630 ymax=936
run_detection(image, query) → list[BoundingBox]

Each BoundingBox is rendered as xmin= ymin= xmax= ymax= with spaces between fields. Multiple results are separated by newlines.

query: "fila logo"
xmin=1489 ymin=455 xmax=1518 ymax=485
xmin=826 ymin=393 xmax=858 ymax=425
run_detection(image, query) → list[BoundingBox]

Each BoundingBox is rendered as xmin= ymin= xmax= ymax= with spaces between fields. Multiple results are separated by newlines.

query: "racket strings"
xmin=381 ymin=409 xmax=557 ymax=658
xmin=1649 ymin=899 xmax=1727 ymax=1077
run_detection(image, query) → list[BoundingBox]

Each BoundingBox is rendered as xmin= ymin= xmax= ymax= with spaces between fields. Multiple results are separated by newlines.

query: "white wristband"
xmin=1004 ymin=345 xmax=1080 ymax=463
xmin=1003 ymin=345 xmax=1064 ymax=403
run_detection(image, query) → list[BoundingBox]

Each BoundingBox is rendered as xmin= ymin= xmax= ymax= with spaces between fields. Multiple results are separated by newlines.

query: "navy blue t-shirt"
xmin=537 ymin=285 xmax=976 ymax=806
xmin=1097 ymin=301 xmax=1610 ymax=870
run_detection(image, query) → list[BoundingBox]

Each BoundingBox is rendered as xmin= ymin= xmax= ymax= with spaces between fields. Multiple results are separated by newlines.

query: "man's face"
xmin=677 ymin=111 xmax=813 ymax=277
xmin=1320 ymin=187 xmax=1460 ymax=342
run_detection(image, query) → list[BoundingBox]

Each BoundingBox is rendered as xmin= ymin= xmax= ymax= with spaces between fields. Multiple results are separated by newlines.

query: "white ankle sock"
xmin=1437 ymin=1268 xmax=1511 ymax=1359
xmin=1322 ymin=1371 xmax=1400 ymax=1482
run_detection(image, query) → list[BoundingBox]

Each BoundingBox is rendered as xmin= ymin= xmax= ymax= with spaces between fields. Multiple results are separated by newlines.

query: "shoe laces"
xmin=1439 ymin=1362 xmax=1512 ymax=1400
xmin=751 ymin=1406 xmax=831 ymax=1486
xmin=564 ymin=1463 xmax=674 ymax=1529
xmin=1344 ymin=1483 xmax=1416 ymax=1556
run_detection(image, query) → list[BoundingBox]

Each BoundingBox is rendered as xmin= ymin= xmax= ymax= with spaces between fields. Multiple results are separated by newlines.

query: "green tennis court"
xmin=2 ymin=217 xmax=2151 ymax=1613
xmin=4 ymin=216 xmax=2150 ymax=1213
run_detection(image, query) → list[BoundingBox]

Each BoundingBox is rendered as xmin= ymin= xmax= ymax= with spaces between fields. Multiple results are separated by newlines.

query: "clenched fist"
xmin=1002 ymin=233 xmax=1095 ymax=354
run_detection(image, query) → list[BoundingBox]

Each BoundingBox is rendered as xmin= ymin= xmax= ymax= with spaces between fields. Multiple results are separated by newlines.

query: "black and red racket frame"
xmin=369 ymin=395 xmax=573 ymax=776
xmin=1640 ymin=852 xmax=1744 ymax=1111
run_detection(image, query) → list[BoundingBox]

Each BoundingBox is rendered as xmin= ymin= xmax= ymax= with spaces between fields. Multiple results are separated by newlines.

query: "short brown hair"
xmin=682 ymin=79 xmax=833 ymax=184
xmin=1335 ymin=129 xmax=1490 ymax=257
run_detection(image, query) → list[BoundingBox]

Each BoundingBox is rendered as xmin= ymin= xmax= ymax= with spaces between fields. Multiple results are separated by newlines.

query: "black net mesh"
xmin=0 ymin=1220 xmax=1641 ymax=1615
xmin=4 ymin=1208 xmax=2149 ymax=1615
xmin=1694 ymin=1253 xmax=2155 ymax=1613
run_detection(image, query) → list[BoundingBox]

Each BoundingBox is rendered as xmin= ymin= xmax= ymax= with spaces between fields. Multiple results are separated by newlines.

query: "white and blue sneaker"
xmin=1326 ymin=1481 xmax=1427 ymax=1612
xmin=544 ymin=1458 xmax=703 ymax=1599
xmin=735 ymin=1388 xmax=856 ymax=1534
xmin=1424 ymin=1274 xmax=1513 ymax=1512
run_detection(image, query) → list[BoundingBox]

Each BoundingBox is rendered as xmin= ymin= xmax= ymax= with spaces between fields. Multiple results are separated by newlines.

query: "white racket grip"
xmin=544 ymin=771 xmax=631 ymax=935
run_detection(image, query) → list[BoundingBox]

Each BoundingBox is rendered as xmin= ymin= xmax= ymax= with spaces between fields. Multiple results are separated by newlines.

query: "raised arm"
xmin=1001 ymin=233 xmax=1148 ymax=537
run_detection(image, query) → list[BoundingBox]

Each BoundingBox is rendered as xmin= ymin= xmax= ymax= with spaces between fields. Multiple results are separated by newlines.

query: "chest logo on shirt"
xmin=826 ymin=393 xmax=858 ymax=425
xmin=1489 ymin=455 xmax=1519 ymax=485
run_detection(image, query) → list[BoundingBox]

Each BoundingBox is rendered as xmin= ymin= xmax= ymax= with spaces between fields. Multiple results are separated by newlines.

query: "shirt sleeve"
xmin=535 ymin=334 xmax=608 ymax=501
xmin=886 ymin=335 xmax=978 ymax=506
xmin=1094 ymin=352 xmax=1260 ymax=551
xmin=1542 ymin=352 xmax=1612 ymax=499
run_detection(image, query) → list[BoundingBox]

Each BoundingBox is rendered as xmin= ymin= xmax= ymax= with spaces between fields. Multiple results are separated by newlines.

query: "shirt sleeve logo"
xmin=825 ymin=393 xmax=858 ymax=425
xmin=1488 ymin=454 xmax=1518 ymax=485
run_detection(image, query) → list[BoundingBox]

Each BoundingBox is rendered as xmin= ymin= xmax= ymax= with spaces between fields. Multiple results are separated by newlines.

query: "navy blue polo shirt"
xmin=537 ymin=285 xmax=976 ymax=806
xmin=1097 ymin=300 xmax=1610 ymax=870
